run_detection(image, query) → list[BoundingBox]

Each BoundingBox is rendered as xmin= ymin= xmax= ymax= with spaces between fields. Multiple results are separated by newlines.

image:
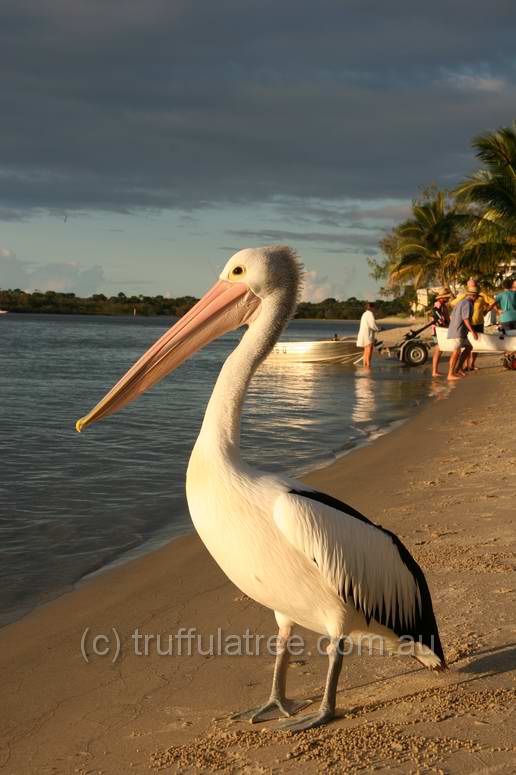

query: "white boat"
xmin=267 ymin=337 xmax=360 ymax=364
xmin=0 ymin=310 xmax=8 ymax=315
xmin=435 ymin=326 xmax=516 ymax=353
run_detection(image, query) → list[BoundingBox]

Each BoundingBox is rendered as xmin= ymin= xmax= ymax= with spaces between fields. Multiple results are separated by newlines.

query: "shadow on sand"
xmin=458 ymin=642 xmax=516 ymax=677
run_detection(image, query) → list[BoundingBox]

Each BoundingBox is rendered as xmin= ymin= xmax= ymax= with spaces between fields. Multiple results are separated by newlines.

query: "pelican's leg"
xmin=276 ymin=636 xmax=344 ymax=732
xmin=231 ymin=624 xmax=311 ymax=723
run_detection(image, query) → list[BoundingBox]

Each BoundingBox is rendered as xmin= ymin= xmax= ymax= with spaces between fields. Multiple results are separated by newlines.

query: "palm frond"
xmin=454 ymin=122 xmax=516 ymax=233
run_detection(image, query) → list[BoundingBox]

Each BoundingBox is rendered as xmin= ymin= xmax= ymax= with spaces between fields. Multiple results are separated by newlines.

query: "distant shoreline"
xmin=0 ymin=310 xmax=424 ymax=325
xmin=0 ymin=289 xmax=410 ymax=320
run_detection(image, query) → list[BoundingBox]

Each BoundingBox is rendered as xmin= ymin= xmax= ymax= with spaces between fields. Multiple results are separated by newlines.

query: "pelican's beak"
xmin=75 ymin=279 xmax=260 ymax=432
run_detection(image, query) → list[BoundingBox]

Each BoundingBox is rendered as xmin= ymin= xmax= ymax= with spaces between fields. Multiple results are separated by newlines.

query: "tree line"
xmin=0 ymin=289 xmax=198 ymax=317
xmin=0 ymin=288 xmax=412 ymax=320
xmin=368 ymin=120 xmax=516 ymax=295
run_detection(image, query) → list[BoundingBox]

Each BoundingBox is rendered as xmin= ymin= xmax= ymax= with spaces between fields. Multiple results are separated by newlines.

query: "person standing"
xmin=356 ymin=302 xmax=379 ymax=369
xmin=431 ymin=287 xmax=452 ymax=377
xmin=446 ymin=290 xmax=478 ymax=380
xmin=496 ymin=278 xmax=516 ymax=330
xmin=450 ymin=279 xmax=495 ymax=370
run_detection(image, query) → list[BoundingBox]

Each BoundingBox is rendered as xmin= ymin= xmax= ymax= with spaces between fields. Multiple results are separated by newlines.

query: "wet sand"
xmin=1 ymin=357 xmax=515 ymax=774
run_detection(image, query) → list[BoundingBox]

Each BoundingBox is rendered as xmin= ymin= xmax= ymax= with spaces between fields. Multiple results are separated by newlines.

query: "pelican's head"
xmin=221 ymin=245 xmax=302 ymax=311
xmin=75 ymin=245 xmax=302 ymax=432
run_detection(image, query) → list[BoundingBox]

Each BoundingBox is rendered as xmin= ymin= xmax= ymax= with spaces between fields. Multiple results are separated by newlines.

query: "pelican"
xmin=76 ymin=246 xmax=445 ymax=731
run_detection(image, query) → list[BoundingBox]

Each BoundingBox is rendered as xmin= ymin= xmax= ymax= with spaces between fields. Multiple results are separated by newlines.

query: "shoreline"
xmin=0 ymin=310 xmax=423 ymax=325
xmin=5 ymin=363 xmax=434 ymax=630
xmin=1 ymin=358 xmax=514 ymax=773
xmin=77 ymin=410 xmax=422 ymax=592
xmin=2 ymin=316 xmax=434 ymax=630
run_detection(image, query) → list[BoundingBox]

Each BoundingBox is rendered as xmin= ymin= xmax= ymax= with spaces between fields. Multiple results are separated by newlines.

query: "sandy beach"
xmin=1 ymin=358 xmax=515 ymax=774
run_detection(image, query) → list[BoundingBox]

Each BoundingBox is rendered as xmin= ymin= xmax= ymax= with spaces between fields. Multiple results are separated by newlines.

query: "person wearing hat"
xmin=431 ymin=287 xmax=452 ymax=377
xmin=446 ymin=288 xmax=479 ymax=380
xmin=450 ymin=279 xmax=495 ymax=370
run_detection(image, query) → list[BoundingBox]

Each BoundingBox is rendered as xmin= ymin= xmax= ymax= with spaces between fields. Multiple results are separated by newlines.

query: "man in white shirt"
xmin=356 ymin=302 xmax=379 ymax=368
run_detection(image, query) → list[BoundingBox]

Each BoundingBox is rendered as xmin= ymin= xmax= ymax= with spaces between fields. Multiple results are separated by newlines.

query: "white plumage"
xmin=77 ymin=245 xmax=445 ymax=731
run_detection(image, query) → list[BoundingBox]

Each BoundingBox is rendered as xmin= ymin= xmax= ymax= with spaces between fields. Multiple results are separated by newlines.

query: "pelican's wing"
xmin=274 ymin=488 xmax=445 ymax=666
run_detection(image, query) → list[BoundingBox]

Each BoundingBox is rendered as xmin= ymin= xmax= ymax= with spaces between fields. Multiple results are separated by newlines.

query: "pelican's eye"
xmin=230 ymin=265 xmax=245 ymax=278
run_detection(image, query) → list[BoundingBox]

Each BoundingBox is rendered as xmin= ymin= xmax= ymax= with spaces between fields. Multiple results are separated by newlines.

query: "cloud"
xmin=342 ymin=203 xmax=412 ymax=223
xmin=301 ymin=268 xmax=358 ymax=302
xmin=29 ymin=263 xmax=106 ymax=295
xmin=301 ymin=270 xmax=337 ymax=302
xmin=442 ymin=70 xmax=507 ymax=93
xmin=0 ymin=251 xmax=29 ymax=288
xmin=272 ymin=199 xmax=412 ymax=228
xmin=228 ymin=227 xmax=379 ymax=255
xmin=0 ymin=208 xmax=28 ymax=221
xmin=0 ymin=252 xmax=106 ymax=294
xmin=226 ymin=198 xmax=408 ymax=259
xmin=0 ymin=1 xmax=515 ymax=219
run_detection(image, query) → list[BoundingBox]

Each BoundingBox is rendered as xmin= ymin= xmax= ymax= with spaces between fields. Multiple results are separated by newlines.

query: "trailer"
xmin=378 ymin=321 xmax=433 ymax=367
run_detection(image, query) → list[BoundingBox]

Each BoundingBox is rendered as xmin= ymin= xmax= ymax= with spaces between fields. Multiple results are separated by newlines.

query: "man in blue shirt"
xmin=446 ymin=291 xmax=478 ymax=381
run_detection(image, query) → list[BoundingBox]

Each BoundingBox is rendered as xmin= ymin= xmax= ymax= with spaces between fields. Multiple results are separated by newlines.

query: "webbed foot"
xmin=276 ymin=708 xmax=334 ymax=732
xmin=231 ymin=697 xmax=311 ymax=723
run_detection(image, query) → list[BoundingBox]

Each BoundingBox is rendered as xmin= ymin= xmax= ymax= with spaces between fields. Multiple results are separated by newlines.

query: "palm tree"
xmin=389 ymin=190 xmax=463 ymax=288
xmin=454 ymin=121 xmax=516 ymax=231
xmin=454 ymin=122 xmax=516 ymax=281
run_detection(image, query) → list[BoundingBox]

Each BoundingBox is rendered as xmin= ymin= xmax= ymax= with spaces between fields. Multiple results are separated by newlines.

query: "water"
xmin=0 ymin=314 xmax=444 ymax=626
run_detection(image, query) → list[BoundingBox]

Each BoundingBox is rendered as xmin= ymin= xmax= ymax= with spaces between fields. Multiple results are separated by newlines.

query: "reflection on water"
xmin=427 ymin=379 xmax=455 ymax=401
xmin=352 ymin=375 xmax=376 ymax=425
xmin=0 ymin=314 xmax=445 ymax=625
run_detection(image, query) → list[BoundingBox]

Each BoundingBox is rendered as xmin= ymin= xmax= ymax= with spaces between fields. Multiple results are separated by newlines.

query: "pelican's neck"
xmin=197 ymin=294 xmax=288 ymax=460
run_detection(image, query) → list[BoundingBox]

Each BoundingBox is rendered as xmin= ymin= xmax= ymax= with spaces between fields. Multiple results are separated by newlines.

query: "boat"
xmin=0 ymin=310 xmax=8 ymax=315
xmin=435 ymin=325 xmax=516 ymax=353
xmin=267 ymin=337 xmax=360 ymax=364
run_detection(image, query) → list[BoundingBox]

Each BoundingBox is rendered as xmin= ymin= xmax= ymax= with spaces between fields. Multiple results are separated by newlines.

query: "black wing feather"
xmin=289 ymin=488 xmax=445 ymax=664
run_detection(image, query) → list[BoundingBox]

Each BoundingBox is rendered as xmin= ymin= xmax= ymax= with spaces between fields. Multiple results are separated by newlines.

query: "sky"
xmin=1 ymin=0 xmax=515 ymax=301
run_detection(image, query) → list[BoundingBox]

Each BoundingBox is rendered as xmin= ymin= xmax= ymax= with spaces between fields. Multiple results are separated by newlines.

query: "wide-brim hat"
xmin=435 ymin=287 xmax=452 ymax=299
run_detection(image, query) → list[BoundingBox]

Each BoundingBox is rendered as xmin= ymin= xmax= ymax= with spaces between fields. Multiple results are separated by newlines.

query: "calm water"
xmin=0 ymin=314 xmax=445 ymax=626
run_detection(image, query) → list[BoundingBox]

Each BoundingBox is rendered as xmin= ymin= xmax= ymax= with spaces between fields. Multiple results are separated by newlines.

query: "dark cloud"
xmin=1 ymin=1 xmax=515 ymax=218
xmin=228 ymin=228 xmax=380 ymax=255
xmin=0 ymin=208 xmax=29 ymax=222
xmin=271 ymin=200 xmax=412 ymax=229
